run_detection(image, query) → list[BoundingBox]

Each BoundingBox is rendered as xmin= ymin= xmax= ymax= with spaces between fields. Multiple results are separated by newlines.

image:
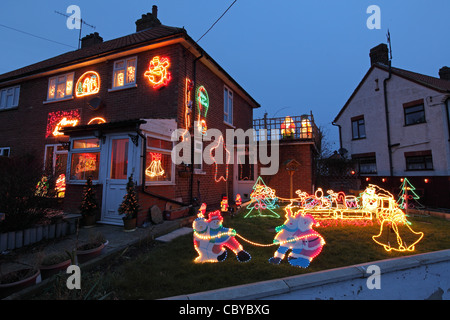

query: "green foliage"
xmin=118 ymin=175 xmax=139 ymax=220
xmin=80 ymin=176 xmax=99 ymax=217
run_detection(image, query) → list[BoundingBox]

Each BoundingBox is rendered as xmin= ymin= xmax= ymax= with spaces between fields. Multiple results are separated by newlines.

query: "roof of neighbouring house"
xmin=333 ymin=63 xmax=450 ymax=123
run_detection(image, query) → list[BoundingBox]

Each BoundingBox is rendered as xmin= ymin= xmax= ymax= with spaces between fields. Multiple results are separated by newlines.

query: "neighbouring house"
xmin=0 ymin=6 xmax=261 ymax=226
xmin=333 ymin=43 xmax=450 ymax=208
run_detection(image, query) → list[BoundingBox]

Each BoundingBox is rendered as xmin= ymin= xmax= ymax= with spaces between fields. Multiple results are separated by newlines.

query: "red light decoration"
xmin=75 ymin=71 xmax=100 ymax=97
xmin=145 ymin=152 xmax=165 ymax=178
xmin=221 ymin=196 xmax=228 ymax=212
xmin=144 ymin=56 xmax=171 ymax=89
xmin=88 ymin=117 xmax=106 ymax=125
xmin=45 ymin=109 xmax=81 ymax=138
xmin=210 ymin=135 xmax=230 ymax=182
xmin=55 ymin=174 xmax=66 ymax=198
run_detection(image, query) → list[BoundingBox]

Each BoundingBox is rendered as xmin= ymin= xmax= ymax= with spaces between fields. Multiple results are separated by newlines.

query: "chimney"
xmin=135 ymin=5 xmax=161 ymax=32
xmin=81 ymin=32 xmax=103 ymax=49
xmin=439 ymin=66 xmax=450 ymax=81
xmin=370 ymin=43 xmax=390 ymax=66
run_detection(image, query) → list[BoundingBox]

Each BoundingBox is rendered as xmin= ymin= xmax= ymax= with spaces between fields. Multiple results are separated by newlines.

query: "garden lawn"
xmin=107 ymin=209 xmax=450 ymax=300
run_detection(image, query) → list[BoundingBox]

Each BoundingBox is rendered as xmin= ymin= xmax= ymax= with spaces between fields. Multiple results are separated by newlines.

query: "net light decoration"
xmin=280 ymin=116 xmax=295 ymax=138
xmin=144 ymin=56 xmax=172 ymax=89
xmin=196 ymin=85 xmax=209 ymax=136
xmin=210 ymin=135 xmax=231 ymax=182
xmin=75 ymin=71 xmax=100 ymax=97
xmin=244 ymin=176 xmax=280 ymax=218
xmin=145 ymin=152 xmax=165 ymax=178
xmin=193 ymin=210 xmax=251 ymax=263
xmin=269 ymin=205 xmax=325 ymax=268
xmin=45 ymin=109 xmax=81 ymax=138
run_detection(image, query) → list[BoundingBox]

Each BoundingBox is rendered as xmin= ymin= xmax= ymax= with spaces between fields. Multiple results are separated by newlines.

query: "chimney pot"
xmin=135 ymin=6 xmax=161 ymax=32
xmin=370 ymin=43 xmax=389 ymax=66
xmin=81 ymin=32 xmax=103 ymax=49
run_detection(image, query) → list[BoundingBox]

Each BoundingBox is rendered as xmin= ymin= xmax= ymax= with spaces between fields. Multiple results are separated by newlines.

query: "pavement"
xmin=0 ymin=216 xmax=195 ymax=300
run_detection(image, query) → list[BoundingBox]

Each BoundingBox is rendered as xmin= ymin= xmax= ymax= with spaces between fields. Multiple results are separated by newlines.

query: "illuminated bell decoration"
xmin=269 ymin=205 xmax=325 ymax=268
xmin=76 ymin=71 xmax=100 ymax=97
xmin=280 ymin=116 xmax=295 ymax=138
xmin=196 ymin=85 xmax=209 ymax=135
xmin=144 ymin=56 xmax=172 ymax=89
xmin=145 ymin=153 xmax=165 ymax=178
xmin=46 ymin=109 xmax=81 ymax=138
xmin=193 ymin=210 xmax=251 ymax=263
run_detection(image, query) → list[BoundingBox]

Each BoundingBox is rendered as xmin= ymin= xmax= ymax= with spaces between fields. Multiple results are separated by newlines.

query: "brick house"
xmin=333 ymin=43 xmax=450 ymax=208
xmin=0 ymin=7 xmax=261 ymax=226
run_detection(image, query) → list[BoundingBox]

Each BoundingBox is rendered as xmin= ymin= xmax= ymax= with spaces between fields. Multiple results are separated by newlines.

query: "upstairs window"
xmin=224 ymin=86 xmax=233 ymax=125
xmin=0 ymin=147 xmax=10 ymax=157
xmin=0 ymin=86 xmax=20 ymax=110
xmin=404 ymin=99 xmax=426 ymax=126
xmin=47 ymin=73 xmax=74 ymax=101
xmin=351 ymin=115 xmax=366 ymax=139
xmin=112 ymin=57 xmax=137 ymax=89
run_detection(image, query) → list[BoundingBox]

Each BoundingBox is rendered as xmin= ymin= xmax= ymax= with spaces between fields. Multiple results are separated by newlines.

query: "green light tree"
xmin=244 ymin=176 xmax=280 ymax=218
xmin=397 ymin=178 xmax=424 ymax=210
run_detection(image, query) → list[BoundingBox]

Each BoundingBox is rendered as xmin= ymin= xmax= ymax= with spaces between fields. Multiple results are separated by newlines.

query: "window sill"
xmin=145 ymin=182 xmax=176 ymax=186
xmin=108 ymin=84 xmax=138 ymax=92
xmin=193 ymin=170 xmax=206 ymax=175
xmin=224 ymin=121 xmax=235 ymax=129
xmin=352 ymin=137 xmax=366 ymax=141
xmin=43 ymin=96 xmax=74 ymax=104
xmin=67 ymin=180 xmax=100 ymax=185
xmin=0 ymin=106 xmax=18 ymax=112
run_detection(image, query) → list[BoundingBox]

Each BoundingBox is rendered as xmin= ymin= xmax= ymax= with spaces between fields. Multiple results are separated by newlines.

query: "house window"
xmin=404 ymin=100 xmax=426 ymax=126
xmin=47 ymin=73 xmax=74 ymax=101
xmin=0 ymin=147 xmax=10 ymax=157
xmin=351 ymin=115 xmax=366 ymax=139
xmin=145 ymin=135 xmax=174 ymax=184
xmin=44 ymin=144 xmax=68 ymax=177
xmin=113 ymin=57 xmax=137 ymax=89
xmin=352 ymin=153 xmax=377 ymax=174
xmin=69 ymin=138 xmax=101 ymax=181
xmin=405 ymin=151 xmax=433 ymax=171
xmin=224 ymin=86 xmax=233 ymax=125
xmin=0 ymin=86 xmax=20 ymax=110
xmin=193 ymin=140 xmax=203 ymax=171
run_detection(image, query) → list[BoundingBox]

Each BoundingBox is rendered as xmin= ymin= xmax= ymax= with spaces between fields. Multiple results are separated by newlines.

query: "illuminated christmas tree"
xmin=118 ymin=174 xmax=140 ymax=221
xmin=244 ymin=176 xmax=280 ymax=218
xmin=80 ymin=176 xmax=99 ymax=217
xmin=397 ymin=178 xmax=425 ymax=210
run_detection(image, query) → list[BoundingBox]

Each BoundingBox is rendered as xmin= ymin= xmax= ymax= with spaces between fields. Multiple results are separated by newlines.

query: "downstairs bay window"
xmin=145 ymin=135 xmax=174 ymax=184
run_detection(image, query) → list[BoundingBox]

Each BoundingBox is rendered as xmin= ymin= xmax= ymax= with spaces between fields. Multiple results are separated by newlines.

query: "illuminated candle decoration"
xmin=280 ymin=116 xmax=295 ymax=138
xmin=396 ymin=178 xmax=425 ymax=210
xmin=196 ymin=85 xmax=209 ymax=135
xmin=193 ymin=210 xmax=251 ymax=263
xmin=244 ymin=176 xmax=280 ymax=218
xmin=46 ymin=109 xmax=81 ymax=138
xmin=269 ymin=205 xmax=325 ymax=268
xmin=144 ymin=56 xmax=171 ymax=89
xmin=145 ymin=152 xmax=165 ymax=178
xmin=210 ymin=135 xmax=231 ymax=182
xmin=76 ymin=71 xmax=100 ymax=97
xmin=221 ymin=196 xmax=228 ymax=212
xmin=88 ymin=117 xmax=106 ymax=125
xmin=55 ymin=173 xmax=66 ymax=198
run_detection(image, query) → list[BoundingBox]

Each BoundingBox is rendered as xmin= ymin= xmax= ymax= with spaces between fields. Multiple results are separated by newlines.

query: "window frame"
xmin=0 ymin=85 xmax=20 ymax=110
xmin=110 ymin=56 xmax=138 ymax=90
xmin=145 ymin=133 xmax=175 ymax=186
xmin=405 ymin=151 xmax=433 ymax=171
xmin=224 ymin=85 xmax=233 ymax=126
xmin=351 ymin=115 xmax=366 ymax=140
xmin=67 ymin=137 xmax=101 ymax=183
xmin=0 ymin=147 xmax=10 ymax=157
xmin=403 ymin=99 xmax=426 ymax=126
xmin=44 ymin=144 xmax=68 ymax=175
xmin=352 ymin=153 xmax=377 ymax=175
xmin=46 ymin=72 xmax=74 ymax=102
xmin=193 ymin=139 xmax=204 ymax=173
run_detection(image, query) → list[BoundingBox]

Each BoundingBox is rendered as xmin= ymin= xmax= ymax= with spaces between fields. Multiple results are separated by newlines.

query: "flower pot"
xmin=123 ymin=218 xmax=137 ymax=232
xmin=0 ymin=269 xmax=40 ymax=299
xmin=76 ymin=242 xmax=105 ymax=264
xmin=40 ymin=259 xmax=71 ymax=280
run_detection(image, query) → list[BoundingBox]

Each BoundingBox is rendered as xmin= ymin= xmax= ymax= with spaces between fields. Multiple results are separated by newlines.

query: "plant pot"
xmin=76 ymin=242 xmax=105 ymax=264
xmin=123 ymin=218 xmax=136 ymax=232
xmin=0 ymin=269 xmax=40 ymax=299
xmin=82 ymin=215 xmax=96 ymax=228
xmin=40 ymin=259 xmax=71 ymax=280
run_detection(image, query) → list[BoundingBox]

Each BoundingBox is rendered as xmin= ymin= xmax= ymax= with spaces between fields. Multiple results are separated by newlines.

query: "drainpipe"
xmin=189 ymin=52 xmax=203 ymax=205
xmin=383 ymin=61 xmax=394 ymax=177
xmin=331 ymin=121 xmax=343 ymax=151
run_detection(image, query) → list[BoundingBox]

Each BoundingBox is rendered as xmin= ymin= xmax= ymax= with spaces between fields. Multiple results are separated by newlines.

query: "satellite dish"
xmin=88 ymin=97 xmax=104 ymax=111
xmin=338 ymin=148 xmax=348 ymax=156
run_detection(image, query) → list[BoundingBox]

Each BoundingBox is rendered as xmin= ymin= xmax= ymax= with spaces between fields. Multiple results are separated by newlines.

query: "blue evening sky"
xmin=1 ymin=0 xmax=449 ymax=151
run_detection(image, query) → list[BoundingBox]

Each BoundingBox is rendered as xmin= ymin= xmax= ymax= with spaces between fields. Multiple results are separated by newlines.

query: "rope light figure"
xmin=144 ymin=56 xmax=171 ymax=89
xmin=210 ymin=135 xmax=230 ymax=182
xmin=244 ymin=176 xmax=280 ymax=218
xmin=145 ymin=152 xmax=165 ymax=178
xmin=280 ymin=116 xmax=296 ymax=139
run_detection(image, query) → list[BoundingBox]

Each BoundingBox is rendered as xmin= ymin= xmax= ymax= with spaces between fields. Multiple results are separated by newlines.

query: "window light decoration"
xmin=145 ymin=152 xmax=165 ymax=178
xmin=75 ymin=71 xmax=100 ymax=97
xmin=144 ymin=56 xmax=171 ymax=89
xmin=196 ymin=85 xmax=209 ymax=136
xmin=244 ymin=176 xmax=280 ymax=218
xmin=45 ymin=109 xmax=81 ymax=138
xmin=280 ymin=116 xmax=295 ymax=138
xmin=193 ymin=210 xmax=251 ymax=263
xmin=210 ymin=135 xmax=231 ymax=182
xmin=269 ymin=205 xmax=325 ymax=268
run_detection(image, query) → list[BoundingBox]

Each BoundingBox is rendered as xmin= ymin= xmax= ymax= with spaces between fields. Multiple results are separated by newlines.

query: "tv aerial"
xmin=54 ymin=10 xmax=96 ymax=49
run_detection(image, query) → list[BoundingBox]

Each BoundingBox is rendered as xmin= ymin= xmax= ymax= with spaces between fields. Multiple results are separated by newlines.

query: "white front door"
xmin=233 ymin=149 xmax=257 ymax=202
xmin=101 ymin=135 xmax=133 ymax=225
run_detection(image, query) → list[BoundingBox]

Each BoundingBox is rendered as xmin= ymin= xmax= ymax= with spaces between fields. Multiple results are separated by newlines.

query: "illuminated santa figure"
xmin=281 ymin=116 xmax=295 ymax=138
xmin=220 ymin=196 xmax=228 ymax=212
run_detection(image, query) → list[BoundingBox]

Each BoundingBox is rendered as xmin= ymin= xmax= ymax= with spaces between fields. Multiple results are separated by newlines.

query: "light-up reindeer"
xmin=269 ymin=205 xmax=325 ymax=268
